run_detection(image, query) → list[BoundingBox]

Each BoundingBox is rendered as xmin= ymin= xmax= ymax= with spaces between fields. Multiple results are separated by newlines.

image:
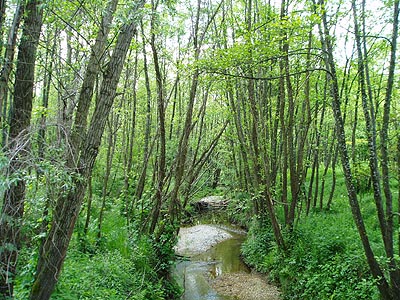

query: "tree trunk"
xmin=121 ymin=47 xmax=137 ymax=222
xmin=30 ymin=12 xmax=141 ymax=299
xmin=134 ymin=20 xmax=153 ymax=203
xmin=97 ymin=115 xmax=117 ymax=243
xmin=83 ymin=175 xmax=93 ymax=238
xmin=149 ymin=0 xmax=167 ymax=233
xmin=0 ymin=3 xmax=23 ymax=147
xmin=66 ymin=0 xmax=118 ymax=167
xmin=0 ymin=0 xmax=43 ymax=297
xmin=317 ymin=0 xmax=391 ymax=298
xmin=379 ymin=0 xmax=400 ymax=292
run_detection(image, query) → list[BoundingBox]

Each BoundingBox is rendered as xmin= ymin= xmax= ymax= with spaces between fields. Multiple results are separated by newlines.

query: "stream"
xmin=174 ymin=224 xmax=249 ymax=300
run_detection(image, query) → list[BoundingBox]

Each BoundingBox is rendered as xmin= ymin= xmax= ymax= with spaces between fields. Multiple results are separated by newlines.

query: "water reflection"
xmin=174 ymin=226 xmax=249 ymax=300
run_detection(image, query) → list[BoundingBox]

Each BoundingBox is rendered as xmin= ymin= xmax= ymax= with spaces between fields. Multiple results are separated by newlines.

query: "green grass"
xmin=14 ymin=205 xmax=182 ymax=300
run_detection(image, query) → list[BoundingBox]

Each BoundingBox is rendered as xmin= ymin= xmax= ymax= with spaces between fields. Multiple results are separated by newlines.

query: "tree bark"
xmin=0 ymin=0 xmax=43 ymax=297
xmin=134 ymin=20 xmax=153 ymax=203
xmin=149 ymin=0 xmax=167 ymax=233
xmin=0 ymin=3 xmax=23 ymax=147
xmin=66 ymin=0 xmax=119 ymax=167
xmin=379 ymin=0 xmax=400 ymax=293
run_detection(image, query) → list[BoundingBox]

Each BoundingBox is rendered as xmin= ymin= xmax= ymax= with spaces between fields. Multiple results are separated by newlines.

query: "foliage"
xmin=241 ymin=202 xmax=381 ymax=300
xmin=51 ymin=244 xmax=166 ymax=300
xmin=1 ymin=0 xmax=399 ymax=297
xmin=14 ymin=207 xmax=181 ymax=300
xmin=15 ymin=235 xmax=178 ymax=300
xmin=226 ymin=190 xmax=253 ymax=228
xmin=152 ymin=224 xmax=182 ymax=298
xmin=241 ymin=217 xmax=276 ymax=272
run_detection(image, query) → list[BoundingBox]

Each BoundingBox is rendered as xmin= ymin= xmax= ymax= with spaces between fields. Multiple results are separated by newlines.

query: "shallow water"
xmin=174 ymin=225 xmax=249 ymax=300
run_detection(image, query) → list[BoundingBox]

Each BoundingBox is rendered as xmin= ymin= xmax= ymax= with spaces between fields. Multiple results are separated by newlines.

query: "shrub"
xmin=241 ymin=217 xmax=275 ymax=273
xmin=51 ymin=246 xmax=166 ymax=300
xmin=226 ymin=191 xmax=253 ymax=227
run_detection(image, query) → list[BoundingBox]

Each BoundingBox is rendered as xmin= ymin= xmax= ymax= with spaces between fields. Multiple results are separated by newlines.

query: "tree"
xmin=0 ymin=0 xmax=43 ymax=297
xmin=30 ymin=1 xmax=145 ymax=298
xmin=0 ymin=3 xmax=23 ymax=146
xmin=316 ymin=0 xmax=400 ymax=298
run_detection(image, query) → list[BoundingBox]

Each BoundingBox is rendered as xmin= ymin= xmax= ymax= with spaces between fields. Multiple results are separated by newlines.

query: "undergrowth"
xmin=237 ymin=194 xmax=382 ymax=300
xmin=14 ymin=209 xmax=182 ymax=300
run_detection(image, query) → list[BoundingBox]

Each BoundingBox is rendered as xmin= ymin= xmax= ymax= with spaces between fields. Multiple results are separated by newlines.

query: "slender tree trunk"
xmin=0 ymin=0 xmax=6 ymax=41
xmin=121 ymin=48 xmax=137 ymax=222
xmin=83 ymin=175 xmax=93 ymax=238
xmin=0 ymin=3 xmax=23 ymax=147
xmin=326 ymin=146 xmax=339 ymax=210
xmin=279 ymin=52 xmax=288 ymax=222
xmin=135 ymin=21 xmax=153 ymax=202
xmin=398 ymin=132 xmax=400 ymax=257
xmin=379 ymin=0 xmax=400 ymax=293
xmin=317 ymin=1 xmax=391 ymax=298
xmin=0 ymin=0 xmax=43 ymax=297
xmin=149 ymin=0 xmax=167 ymax=233
xmin=351 ymin=94 xmax=359 ymax=163
xmin=280 ymin=0 xmax=301 ymax=227
xmin=319 ymin=137 xmax=334 ymax=209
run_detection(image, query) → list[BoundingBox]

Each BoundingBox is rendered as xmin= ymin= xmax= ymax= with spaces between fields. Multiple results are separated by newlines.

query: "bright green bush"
xmin=241 ymin=217 xmax=276 ymax=272
xmin=226 ymin=191 xmax=253 ymax=227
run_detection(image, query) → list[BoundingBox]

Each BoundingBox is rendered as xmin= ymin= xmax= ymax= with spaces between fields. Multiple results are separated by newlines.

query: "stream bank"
xmin=174 ymin=222 xmax=280 ymax=300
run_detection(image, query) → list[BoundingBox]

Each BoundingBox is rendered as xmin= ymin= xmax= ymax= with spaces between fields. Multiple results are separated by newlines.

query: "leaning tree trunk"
xmin=66 ymin=0 xmax=118 ymax=167
xmin=149 ymin=0 xmax=167 ymax=233
xmin=0 ymin=0 xmax=43 ymax=297
xmin=379 ymin=0 xmax=400 ymax=293
xmin=29 ymin=10 xmax=142 ymax=298
xmin=352 ymin=0 xmax=400 ymax=294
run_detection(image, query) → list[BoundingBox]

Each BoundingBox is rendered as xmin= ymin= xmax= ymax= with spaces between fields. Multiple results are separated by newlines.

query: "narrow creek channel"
xmin=174 ymin=224 xmax=249 ymax=300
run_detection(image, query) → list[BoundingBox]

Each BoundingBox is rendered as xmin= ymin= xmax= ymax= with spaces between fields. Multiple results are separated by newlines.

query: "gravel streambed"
xmin=175 ymin=224 xmax=233 ymax=256
xmin=174 ymin=223 xmax=280 ymax=300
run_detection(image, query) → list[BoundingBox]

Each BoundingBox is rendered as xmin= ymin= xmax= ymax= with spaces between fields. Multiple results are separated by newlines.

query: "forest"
xmin=0 ymin=0 xmax=399 ymax=299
